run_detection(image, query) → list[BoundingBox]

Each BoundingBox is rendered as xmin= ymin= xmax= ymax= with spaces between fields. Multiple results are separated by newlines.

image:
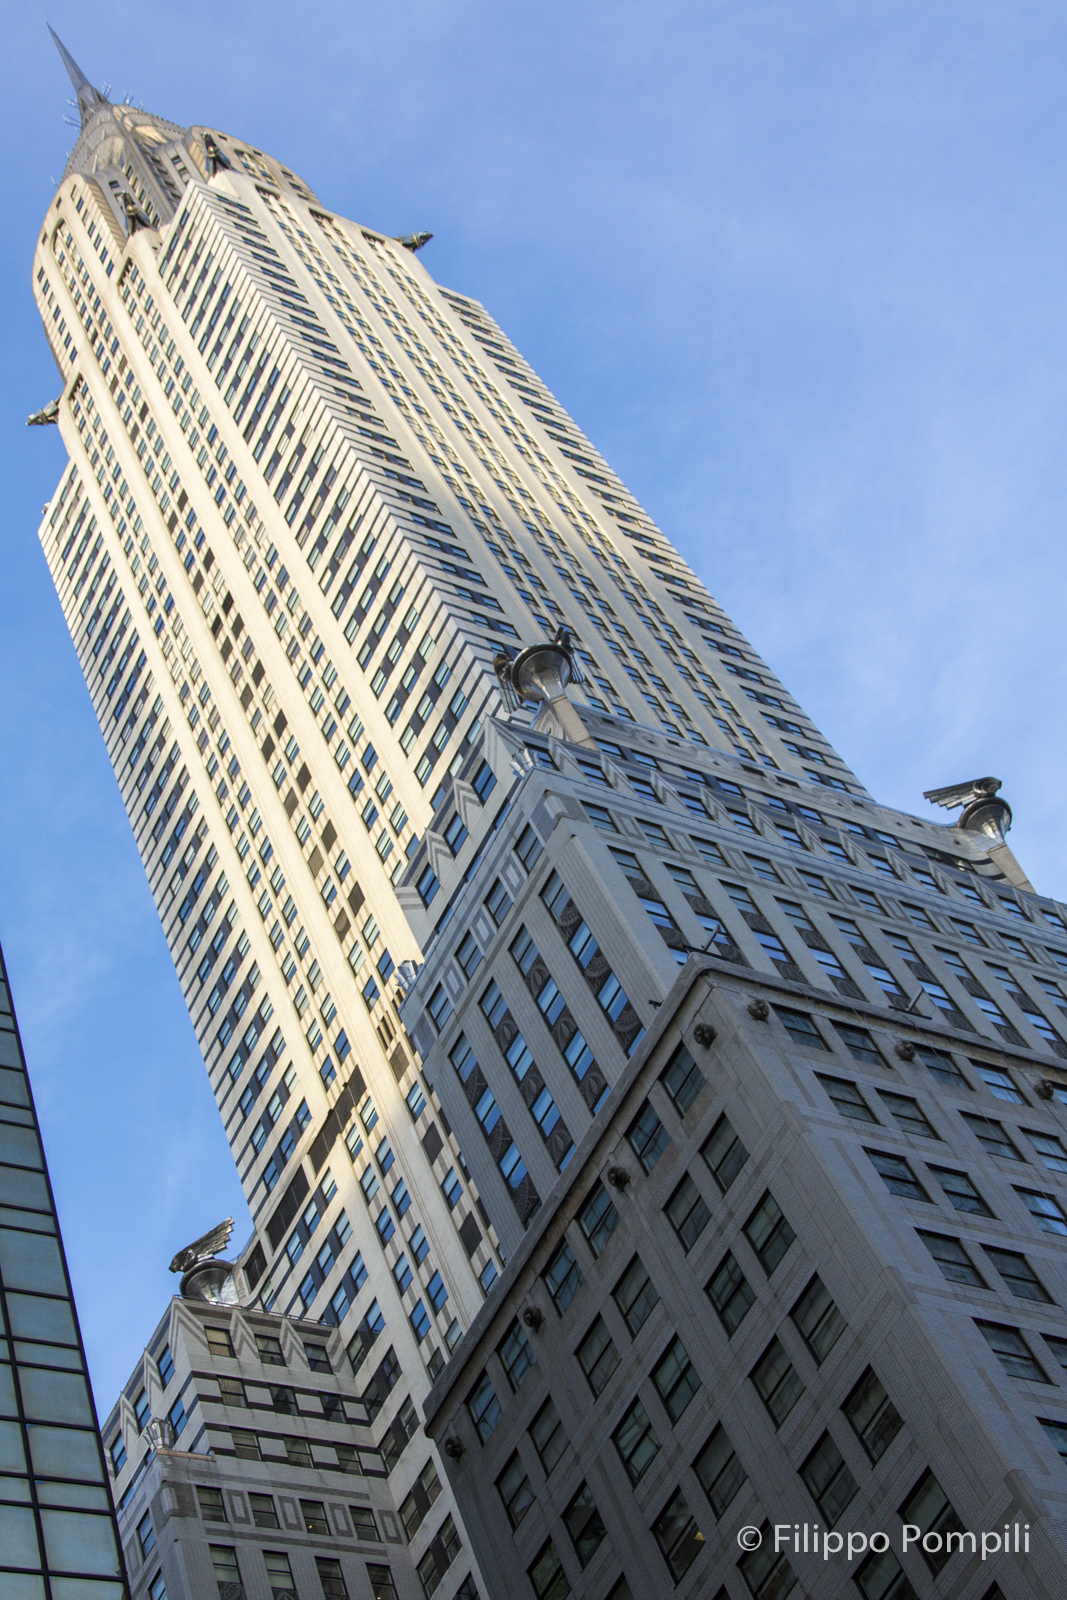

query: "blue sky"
xmin=2 ymin=1 xmax=1066 ymax=1408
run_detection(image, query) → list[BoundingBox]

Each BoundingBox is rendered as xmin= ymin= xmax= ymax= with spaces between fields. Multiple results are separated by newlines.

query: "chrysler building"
xmin=27 ymin=31 xmax=1067 ymax=1600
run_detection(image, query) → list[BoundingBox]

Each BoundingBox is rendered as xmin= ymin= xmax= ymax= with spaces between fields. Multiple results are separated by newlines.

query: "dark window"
xmin=485 ymin=878 xmax=512 ymax=925
xmin=612 ymin=1397 xmax=661 ymax=1485
xmin=917 ymin=1232 xmax=987 ymax=1287
xmin=367 ymin=1568 xmax=399 ymax=1600
xmin=563 ymin=1482 xmax=605 ymax=1568
xmin=983 ymin=1247 xmax=1055 ymax=1303
xmin=818 ymin=1075 xmax=877 ymax=1122
xmin=653 ymin=1336 xmax=701 ymax=1422
xmin=707 ymin=1253 xmax=755 ymax=1334
xmin=497 ymin=1452 xmax=534 ymax=1529
xmin=835 ymin=1023 xmax=883 ymax=1065
xmin=898 ymin=1469 xmax=965 ymax=1574
xmin=317 ymin=1557 xmax=348 ymax=1599
xmin=498 ymin=1320 xmax=536 ymax=1390
xmin=961 ymin=1114 xmax=1023 ymax=1162
xmin=301 ymin=1498 xmax=328 ymax=1534
xmin=530 ymin=1397 xmax=568 ymax=1474
xmin=256 ymin=1334 xmax=285 ymax=1366
xmin=652 ymin=1489 xmax=704 ymax=1582
xmin=528 ymin=1540 xmax=570 ymax=1600
xmin=791 ymin=1276 xmax=847 ymax=1364
xmin=743 ymin=1192 xmax=796 ymax=1274
xmin=576 ymin=1316 xmax=619 ymax=1396
xmin=613 ymin=1256 xmax=659 ymax=1335
xmin=738 ymin=1521 xmax=798 ymax=1600
xmin=750 ymin=1338 xmax=805 ymax=1426
xmin=665 ymin=1174 xmax=712 ymax=1251
xmin=466 ymin=1371 xmax=501 ymax=1440
xmin=854 ymin=1548 xmax=917 ymax=1600
xmin=975 ymin=1321 xmax=1051 ymax=1382
xmin=1039 ymin=1418 xmax=1067 ymax=1462
xmin=701 ymin=1114 xmax=748 ymax=1193
xmin=627 ymin=1101 xmax=669 ymax=1172
xmin=577 ymin=1181 xmax=619 ymax=1256
xmin=842 ymin=1367 xmax=903 ymax=1462
xmin=249 ymin=1493 xmax=278 ymax=1529
xmin=660 ymin=1043 xmax=705 ymax=1115
xmin=196 ymin=1485 xmax=227 ymax=1522
xmin=866 ymin=1149 xmax=929 ymax=1201
xmin=693 ymin=1424 xmax=747 ymax=1516
xmin=916 ymin=1046 xmax=968 ymax=1089
xmin=515 ymin=825 xmax=543 ymax=871
xmin=544 ymin=1240 xmax=583 ymax=1314
xmin=929 ymin=1165 xmax=994 ymax=1216
xmin=205 ymin=1326 xmax=235 ymax=1359
xmin=800 ymin=1431 xmax=858 ymax=1524
xmin=879 ymin=1092 xmax=939 ymax=1140
xmin=775 ymin=1008 xmax=828 ymax=1049
xmin=1015 ymin=1187 xmax=1067 ymax=1236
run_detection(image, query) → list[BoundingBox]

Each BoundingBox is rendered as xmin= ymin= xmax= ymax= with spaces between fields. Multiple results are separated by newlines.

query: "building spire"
xmin=48 ymin=25 xmax=108 ymax=120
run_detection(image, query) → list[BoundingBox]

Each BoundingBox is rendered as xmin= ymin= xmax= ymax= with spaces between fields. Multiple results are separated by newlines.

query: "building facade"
xmin=0 ymin=935 xmax=129 ymax=1597
xmin=105 ymin=1293 xmax=469 ymax=1600
xmin=423 ymin=959 xmax=1067 ymax=1600
xmin=27 ymin=29 xmax=1067 ymax=1600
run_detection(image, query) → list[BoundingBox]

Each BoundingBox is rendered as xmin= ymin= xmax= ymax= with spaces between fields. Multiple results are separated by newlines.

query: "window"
xmin=528 ymin=1540 xmax=570 ymax=1600
xmin=693 ymin=1423 xmax=747 ymax=1516
xmin=109 ymin=1434 xmax=126 ymax=1474
xmin=455 ymin=930 xmax=482 ymax=978
xmin=577 ymin=1181 xmax=619 ymax=1256
xmin=158 ymin=1345 xmax=175 ymax=1386
xmin=652 ymin=1489 xmax=704 ymax=1582
xmin=660 ymin=1043 xmax=705 ymax=1115
xmin=137 ymin=1511 xmax=156 ymax=1558
xmin=962 ymin=1114 xmax=1023 ymax=1161
xmin=878 ymin=1092 xmax=940 ymax=1141
xmin=544 ymin=1240 xmax=583 ymax=1314
xmin=835 ymin=1023 xmax=883 ymax=1065
xmin=738 ymin=1522 xmax=797 ymax=1600
xmin=818 ymin=1075 xmax=877 ymax=1122
xmin=563 ymin=1482 xmax=605 ymax=1568
xmin=304 ymin=1342 xmax=330 ymax=1372
xmin=497 ymin=1452 xmax=534 ymax=1529
xmin=627 ymin=1101 xmax=669 ymax=1171
xmin=751 ymin=1337 xmax=805 ymax=1426
xmin=866 ymin=1149 xmax=929 ymax=1201
xmin=301 ymin=1498 xmax=329 ymax=1534
xmin=351 ymin=1507 xmax=381 ymax=1541
xmin=613 ymin=1255 xmax=660 ymax=1335
xmin=264 ymin=1552 xmax=296 ymax=1598
xmin=256 ymin=1334 xmax=285 ymax=1366
xmin=196 ymin=1485 xmax=227 ymax=1522
xmin=613 ymin=1397 xmax=661 ymax=1484
xmin=702 ymin=1114 xmax=748 ymax=1192
xmin=801 ymin=1431 xmax=857 ymax=1524
xmin=1015 ymin=1188 xmax=1067 ymax=1237
xmin=974 ymin=1064 xmax=1024 ymax=1103
xmin=441 ymin=1167 xmax=463 ymax=1208
xmin=530 ymin=1397 xmax=568 ymax=1474
xmin=665 ymin=1174 xmax=712 ymax=1251
xmin=853 ymin=1549 xmax=915 ymax=1600
xmin=842 ymin=1367 xmax=903 ymax=1461
xmin=210 ymin=1548 xmax=241 ymax=1590
xmin=515 ymin=824 xmax=543 ymax=870
xmin=1039 ymin=1418 xmax=1067 ymax=1463
xmin=250 ymin=1493 xmax=279 ymax=1529
xmin=917 ymin=1231 xmax=987 ymax=1286
xmin=653 ymin=1336 xmax=701 ymax=1421
xmin=416 ymin=1514 xmax=462 ymax=1595
xmin=148 ymin=1574 xmax=166 ymax=1600
xmin=498 ymin=1320 xmax=535 ymax=1390
xmin=317 ymin=1558 xmax=349 ymax=1599
xmin=576 ymin=1315 xmax=619 ymax=1396
xmin=1024 ymin=1129 xmax=1067 ymax=1173
xmin=983 ymin=1247 xmax=1054 ymax=1303
xmin=975 ymin=1320 xmax=1050 ymax=1381
xmin=706 ymin=1252 xmax=755 ymax=1335
xmin=791 ymin=1276 xmax=847 ymax=1364
xmin=928 ymin=1165 xmax=994 ymax=1216
xmin=467 ymin=1371 xmax=501 ymax=1440
xmin=916 ymin=1047 xmax=969 ymax=1089
xmin=899 ymin=1470 xmax=965 ymax=1575
xmin=367 ymin=1568 xmax=399 ymax=1600
xmin=743 ymin=1192 xmax=796 ymax=1274
xmin=774 ymin=1007 xmax=828 ymax=1050
xmin=485 ymin=878 xmax=512 ymax=924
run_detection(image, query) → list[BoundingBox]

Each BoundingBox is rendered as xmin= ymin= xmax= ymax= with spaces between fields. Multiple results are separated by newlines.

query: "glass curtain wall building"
xmin=1 ymin=939 xmax=128 ymax=1597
